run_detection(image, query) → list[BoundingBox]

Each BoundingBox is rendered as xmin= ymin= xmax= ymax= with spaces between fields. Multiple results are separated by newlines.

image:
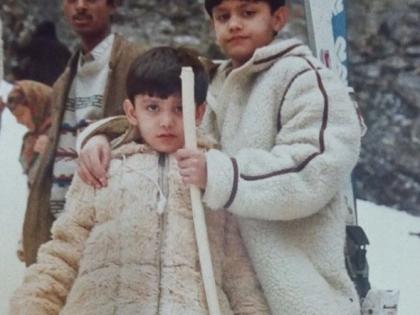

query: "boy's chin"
xmin=145 ymin=137 xmax=184 ymax=154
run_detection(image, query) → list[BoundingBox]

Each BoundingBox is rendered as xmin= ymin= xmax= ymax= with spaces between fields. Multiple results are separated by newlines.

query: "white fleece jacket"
xmin=10 ymin=142 xmax=269 ymax=315
xmin=200 ymin=38 xmax=363 ymax=315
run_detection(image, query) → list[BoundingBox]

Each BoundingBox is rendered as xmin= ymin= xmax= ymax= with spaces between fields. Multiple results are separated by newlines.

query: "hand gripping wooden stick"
xmin=180 ymin=67 xmax=222 ymax=315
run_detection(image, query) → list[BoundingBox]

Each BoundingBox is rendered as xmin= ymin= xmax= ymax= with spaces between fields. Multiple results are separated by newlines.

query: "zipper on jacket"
xmin=158 ymin=153 xmax=169 ymax=206
xmin=156 ymin=153 xmax=169 ymax=315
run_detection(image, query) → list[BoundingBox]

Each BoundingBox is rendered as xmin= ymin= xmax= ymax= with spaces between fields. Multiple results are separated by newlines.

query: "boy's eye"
xmin=215 ymin=13 xmax=230 ymax=23
xmin=242 ymin=10 xmax=256 ymax=17
xmin=146 ymin=104 xmax=159 ymax=112
xmin=174 ymin=106 xmax=183 ymax=113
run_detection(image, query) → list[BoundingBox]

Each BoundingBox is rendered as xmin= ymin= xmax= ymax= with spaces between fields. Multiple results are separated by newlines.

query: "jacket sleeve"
xmin=203 ymin=65 xmax=362 ymax=221
xmin=222 ymin=215 xmax=270 ymax=315
xmin=9 ymin=175 xmax=96 ymax=315
xmin=75 ymin=115 xmax=132 ymax=153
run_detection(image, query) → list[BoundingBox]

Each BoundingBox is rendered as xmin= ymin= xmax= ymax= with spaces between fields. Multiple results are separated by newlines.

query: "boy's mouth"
xmin=157 ymin=133 xmax=176 ymax=138
xmin=228 ymin=36 xmax=248 ymax=43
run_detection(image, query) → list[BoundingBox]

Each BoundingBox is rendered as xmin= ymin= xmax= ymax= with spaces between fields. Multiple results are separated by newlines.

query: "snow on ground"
xmin=358 ymin=200 xmax=420 ymax=315
xmin=0 ymin=109 xmax=27 ymax=315
xmin=0 ymin=111 xmax=419 ymax=314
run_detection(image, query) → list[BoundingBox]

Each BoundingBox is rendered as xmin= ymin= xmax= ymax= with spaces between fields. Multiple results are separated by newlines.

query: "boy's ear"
xmin=123 ymin=99 xmax=138 ymax=126
xmin=271 ymin=6 xmax=289 ymax=33
xmin=195 ymin=102 xmax=206 ymax=126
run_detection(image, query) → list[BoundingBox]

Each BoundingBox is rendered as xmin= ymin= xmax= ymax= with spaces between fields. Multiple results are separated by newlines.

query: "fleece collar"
xmin=218 ymin=38 xmax=311 ymax=77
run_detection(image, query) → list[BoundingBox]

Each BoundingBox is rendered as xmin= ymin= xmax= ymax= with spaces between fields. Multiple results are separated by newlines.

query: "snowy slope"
xmin=0 ymin=109 xmax=27 ymax=315
xmin=0 ymin=111 xmax=419 ymax=315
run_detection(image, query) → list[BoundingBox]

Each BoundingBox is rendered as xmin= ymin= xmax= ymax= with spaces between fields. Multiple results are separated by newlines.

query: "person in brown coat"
xmin=21 ymin=0 xmax=144 ymax=266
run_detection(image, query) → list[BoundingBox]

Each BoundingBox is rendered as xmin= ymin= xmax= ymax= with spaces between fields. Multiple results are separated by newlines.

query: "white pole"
xmin=180 ymin=67 xmax=222 ymax=315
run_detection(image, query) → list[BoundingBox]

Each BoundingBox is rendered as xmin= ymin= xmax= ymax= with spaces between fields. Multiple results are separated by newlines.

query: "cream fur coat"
xmin=10 ymin=142 xmax=269 ymax=315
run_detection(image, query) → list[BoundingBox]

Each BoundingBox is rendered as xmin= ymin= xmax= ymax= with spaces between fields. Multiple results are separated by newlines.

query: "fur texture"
xmin=10 ymin=142 xmax=269 ymax=315
xmin=201 ymin=38 xmax=363 ymax=315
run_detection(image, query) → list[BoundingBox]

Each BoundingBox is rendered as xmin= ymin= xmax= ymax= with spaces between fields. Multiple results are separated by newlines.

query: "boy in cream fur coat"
xmin=9 ymin=47 xmax=269 ymax=315
xmin=78 ymin=1 xmax=365 ymax=314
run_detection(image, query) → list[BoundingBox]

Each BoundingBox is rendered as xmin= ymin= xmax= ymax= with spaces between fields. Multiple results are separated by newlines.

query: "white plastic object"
xmin=361 ymin=289 xmax=400 ymax=315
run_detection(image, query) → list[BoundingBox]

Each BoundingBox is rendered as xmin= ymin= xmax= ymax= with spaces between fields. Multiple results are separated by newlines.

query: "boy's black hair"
xmin=126 ymin=46 xmax=208 ymax=107
xmin=204 ymin=0 xmax=286 ymax=16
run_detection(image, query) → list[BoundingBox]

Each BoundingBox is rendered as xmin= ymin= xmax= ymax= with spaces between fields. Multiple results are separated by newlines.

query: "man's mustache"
xmin=73 ymin=14 xmax=93 ymax=21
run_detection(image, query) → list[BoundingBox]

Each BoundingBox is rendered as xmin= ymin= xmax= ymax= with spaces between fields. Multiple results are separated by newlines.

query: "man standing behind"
xmin=22 ymin=0 xmax=143 ymax=266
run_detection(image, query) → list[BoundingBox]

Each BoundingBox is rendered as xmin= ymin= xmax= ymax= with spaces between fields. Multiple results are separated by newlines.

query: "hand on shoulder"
xmin=77 ymin=135 xmax=111 ymax=188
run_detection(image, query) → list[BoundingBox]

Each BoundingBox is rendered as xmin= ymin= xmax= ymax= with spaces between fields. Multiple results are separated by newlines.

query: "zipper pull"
xmin=156 ymin=192 xmax=167 ymax=215
xmin=157 ymin=153 xmax=169 ymax=214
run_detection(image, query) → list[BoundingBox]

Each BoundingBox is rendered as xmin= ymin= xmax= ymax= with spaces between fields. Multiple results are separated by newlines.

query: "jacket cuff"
xmin=203 ymin=149 xmax=238 ymax=210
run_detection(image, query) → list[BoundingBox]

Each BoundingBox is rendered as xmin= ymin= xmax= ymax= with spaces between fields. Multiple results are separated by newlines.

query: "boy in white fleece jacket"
xmin=78 ymin=1 xmax=364 ymax=314
xmin=9 ymin=47 xmax=269 ymax=315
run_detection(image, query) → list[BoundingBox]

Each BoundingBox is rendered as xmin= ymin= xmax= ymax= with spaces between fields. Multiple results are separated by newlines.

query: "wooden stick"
xmin=180 ymin=67 xmax=222 ymax=315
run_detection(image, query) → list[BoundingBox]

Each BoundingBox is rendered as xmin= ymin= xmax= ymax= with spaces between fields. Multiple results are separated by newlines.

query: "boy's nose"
xmin=228 ymin=15 xmax=243 ymax=31
xmin=160 ymin=112 xmax=174 ymax=128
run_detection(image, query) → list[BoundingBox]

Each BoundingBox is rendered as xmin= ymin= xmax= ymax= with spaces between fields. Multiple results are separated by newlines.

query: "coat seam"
xmin=240 ymin=57 xmax=329 ymax=181
xmin=223 ymin=158 xmax=239 ymax=208
xmin=277 ymin=66 xmax=322 ymax=131
xmin=253 ymin=43 xmax=303 ymax=65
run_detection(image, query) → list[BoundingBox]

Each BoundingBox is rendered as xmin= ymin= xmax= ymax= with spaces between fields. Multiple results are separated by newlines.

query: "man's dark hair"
xmin=126 ymin=47 xmax=209 ymax=107
xmin=204 ymin=0 xmax=286 ymax=16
